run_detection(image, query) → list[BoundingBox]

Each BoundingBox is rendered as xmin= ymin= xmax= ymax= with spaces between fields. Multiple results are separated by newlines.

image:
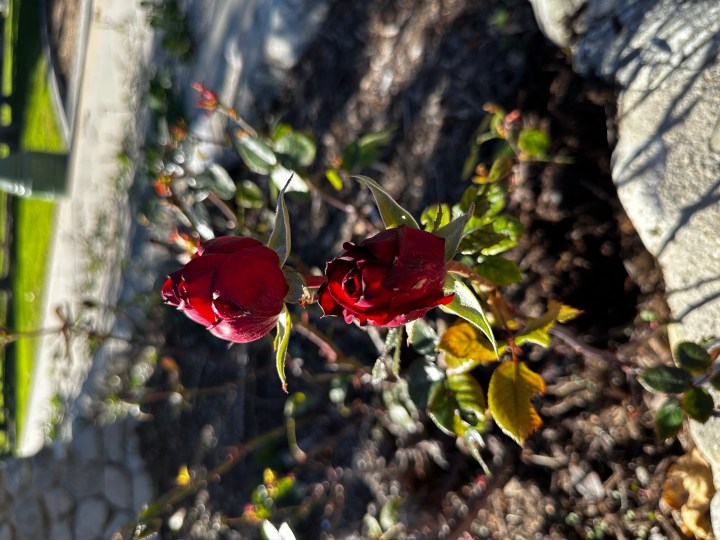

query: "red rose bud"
xmin=191 ymin=82 xmax=219 ymax=111
xmin=162 ymin=237 xmax=289 ymax=343
xmin=318 ymin=226 xmax=453 ymax=327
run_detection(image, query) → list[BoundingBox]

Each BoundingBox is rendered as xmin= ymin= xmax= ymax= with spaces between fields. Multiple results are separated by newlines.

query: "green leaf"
xmin=325 ymin=169 xmax=344 ymax=191
xmin=357 ymin=126 xmax=395 ymax=150
xmin=473 ymin=257 xmax=522 ymax=286
xmin=427 ymin=373 xmax=486 ymax=438
xmin=206 ymin=163 xmax=236 ymax=200
xmin=639 ymin=366 xmax=693 ymax=394
xmin=236 ymin=180 xmax=266 ymax=209
xmin=682 ymin=387 xmax=715 ymax=423
xmin=406 ymin=357 xmax=443 ymax=409
xmin=273 ymin=129 xmax=316 ymax=168
xmin=675 ymin=342 xmax=712 ymax=375
xmin=235 ymin=135 xmax=277 ymax=174
xmin=488 ymin=361 xmax=544 ymax=444
xmin=440 ymin=274 xmax=496 ymax=354
xmin=655 ymin=397 xmax=684 ymax=439
xmin=406 ymin=318 xmax=438 ymax=355
xmin=274 ymin=306 xmax=291 ymax=393
xmin=711 ymin=371 xmax=720 ymax=391
xmin=487 ymin=155 xmax=514 ymax=183
xmin=459 ymin=226 xmax=505 ymax=255
xmin=518 ymin=128 xmax=550 ymax=158
xmin=353 ymin=175 xmax=419 ymax=229
xmin=268 ymin=180 xmax=291 ymax=265
xmin=420 ymin=203 xmax=451 ymax=231
xmin=434 ymin=205 xmax=474 ymax=261
xmin=448 ymin=372 xmax=486 ymax=430
xmin=427 ymin=380 xmax=455 ymax=436
xmin=270 ymin=165 xmax=308 ymax=193
xmin=282 ymin=268 xmax=306 ymax=304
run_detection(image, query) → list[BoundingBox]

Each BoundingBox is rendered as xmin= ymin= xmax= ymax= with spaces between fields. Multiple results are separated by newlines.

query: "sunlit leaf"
xmin=268 ymin=180 xmax=291 ymax=265
xmin=487 ymin=155 xmax=514 ymax=183
xmin=271 ymin=165 xmax=308 ymax=193
xmin=488 ymin=361 xmax=544 ymax=444
xmin=235 ymin=134 xmax=277 ymax=174
xmin=655 ymin=397 xmax=684 ymax=439
xmin=406 ymin=318 xmax=438 ymax=355
xmin=639 ymin=366 xmax=693 ymax=394
xmin=438 ymin=322 xmax=498 ymax=375
xmin=515 ymin=300 xmax=582 ymax=348
xmin=354 ymin=175 xmax=419 ymax=229
xmin=440 ymin=274 xmax=496 ymax=355
xmin=325 ymin=169 xmax=344 ymax=191
xmin=473 ymin=257 xmax=522 ymax=286
xmin=434 ymin=205 xmax=474 ymax=261
xmin=675 ymin=342 xmax=712 ymax=375
xmin=236 ymin=180 xmax=265 ymax=209
xmin=379 ymin=496 xmax=401 ymax=531
xmin=427 ymin=372 xmax=487 ymax=437
xmin=205 ymin=163 xmax=236 ymax=200
xmin=274 ymin=306 xmax=291 ymax=393
xmin=448 ymin=372 xmax=486 ymax=430
xmin=518 ymin=128 xmax=550 ymax=158
xmin=273 ymin=128 xmax=316 ymax=168
xmin=682 ymin=387 xmax=714 ymax=423
xmin=175 ymin=464 xmax=191 ymax=486
xmin=421 ymin=203 xmax=451 ymax=231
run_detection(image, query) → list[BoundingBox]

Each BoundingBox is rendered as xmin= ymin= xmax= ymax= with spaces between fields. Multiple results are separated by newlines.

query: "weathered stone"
xmin=32 ymin=446 xmax=60 ymax=490
xmin=44 ymin=486 xmax=75 ymax=520
xmin=50 ymin=520 xmax=73 ymax=540
xmin=103 ymin=421 xmax=125 ymax=463
xmin=63 ymin=462 xmax=104 ymax=498
xmin=0 ymin=523 xmax=14 ymax=540
xmin=72 ymin=423 xmax=101 ymax=462
xmin=529 ymin=0 xmax=720 ymax=533
xmin=75 ymin=497 xmax=109 ymax=540
xmin=15 ymin=491 xmax=46 ymax=539
xmin=5 ymin=458 xmax=32 ymax=498
xmin=132 ymin=472 xmax=154 ymax=513
xmin=105 ymin=465 xmax=132 ymax=509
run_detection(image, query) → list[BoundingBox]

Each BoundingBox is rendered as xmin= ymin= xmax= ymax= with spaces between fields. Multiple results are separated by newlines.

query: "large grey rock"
xmin=105 ymin=465 xmax=133 ymax=509
xmin=74 ymin=497 xmax=109 ymax=540
xmin=14 ymin=491 xmax=47 ymax=539
xmin=530 ymin=0 xmax=720 ymax=534
xmin=44 ymin=486 xmax=75 ymax=521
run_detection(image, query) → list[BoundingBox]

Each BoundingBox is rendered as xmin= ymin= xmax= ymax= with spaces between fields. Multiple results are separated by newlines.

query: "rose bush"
xmin=162 ymin=236 xmax=288 ymax=342
xmin=318 ymin=226 xmax=453 ymax=327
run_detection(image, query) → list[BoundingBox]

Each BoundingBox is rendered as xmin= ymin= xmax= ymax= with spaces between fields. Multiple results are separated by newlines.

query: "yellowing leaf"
xmin=516 ymin=300 xmax=583 ymax=348
xmin=488 ymin=361 xmax=545 ymax=444
xmin=662 ymin=448 xmax=715 ymax=539
xmin=176 ymin=464 xmax=191 ymax=486
xmin=438 ymin=322 xmax=499 ymax=374
xmin=556 ymin=303 xmax=583 ymax=323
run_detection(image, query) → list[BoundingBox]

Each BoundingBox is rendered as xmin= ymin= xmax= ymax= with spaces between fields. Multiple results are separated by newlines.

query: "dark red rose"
xmin=318 ymin=226 xmax=453 ymax=327
xmin=162 ymin=236 xmax=288 ymax=343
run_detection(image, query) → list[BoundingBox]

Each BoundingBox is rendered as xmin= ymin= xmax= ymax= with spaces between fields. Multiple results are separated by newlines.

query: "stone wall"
xmin=0 ymin=417 xmax=152 ymax=540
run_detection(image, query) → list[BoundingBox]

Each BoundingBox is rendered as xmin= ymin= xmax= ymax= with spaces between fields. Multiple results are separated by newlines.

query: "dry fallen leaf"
xmin=662 ymin=448 xmax=715 ymax=539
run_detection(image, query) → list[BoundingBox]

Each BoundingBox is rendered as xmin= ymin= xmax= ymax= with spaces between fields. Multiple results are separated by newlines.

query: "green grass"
xmin=3 ymin=0 xmax=64 ymax=448
xmin=21 ymin=57 xmax=64 ymax=152
xmin=12 ymin=198 xmax=55 ymax=443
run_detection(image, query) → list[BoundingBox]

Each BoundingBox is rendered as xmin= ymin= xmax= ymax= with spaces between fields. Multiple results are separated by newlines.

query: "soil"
xmin=133 ymin=1 xmax=691 ymax=539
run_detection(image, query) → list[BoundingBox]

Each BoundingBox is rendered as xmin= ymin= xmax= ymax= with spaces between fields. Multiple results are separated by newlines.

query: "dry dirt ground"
xmin=59 ymin=0 xmax=694 ymax=538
